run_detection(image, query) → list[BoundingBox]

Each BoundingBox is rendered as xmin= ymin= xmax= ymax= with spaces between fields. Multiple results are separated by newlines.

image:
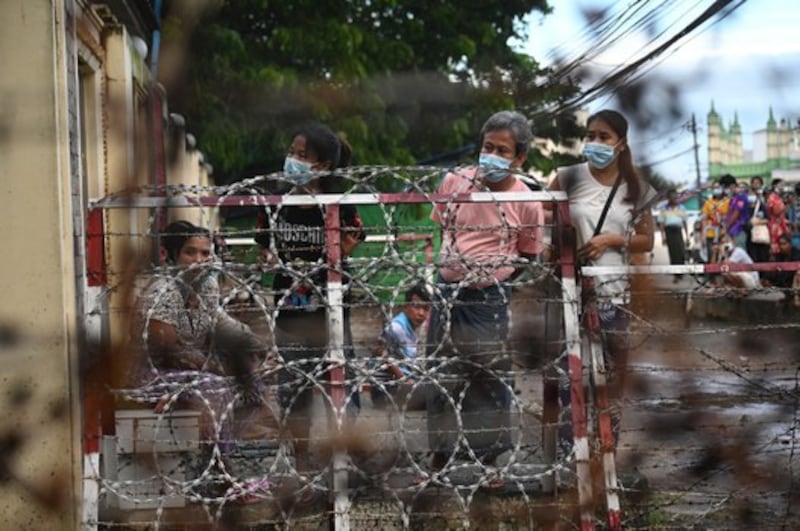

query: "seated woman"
xmin=762 ymin=234 xmax=800 ymax=289
xmin=132 ymin=220 xmax=276 ymax=446
xmin=713 ymin=236 xmax=761 ymax=292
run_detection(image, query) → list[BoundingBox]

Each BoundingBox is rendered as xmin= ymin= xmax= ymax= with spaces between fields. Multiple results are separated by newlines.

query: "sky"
xmin=518 ymin=0 xmax=800 ymax=186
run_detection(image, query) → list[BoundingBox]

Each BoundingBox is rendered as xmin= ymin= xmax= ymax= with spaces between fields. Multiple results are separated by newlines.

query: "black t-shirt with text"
xmin=255 ymin=204 xmax=364 ymax=338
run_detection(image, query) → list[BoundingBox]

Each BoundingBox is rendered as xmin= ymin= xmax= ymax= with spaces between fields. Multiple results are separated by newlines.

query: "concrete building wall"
xmin=1 ymin=1 xmax=215 ymax=525
xmin=753 ymin=130 xmax=768 ymax=162
xmin=104 ymin=24 xmax=152 ymax=350
xmin=0 ymin=0 xmax=80 ymax=527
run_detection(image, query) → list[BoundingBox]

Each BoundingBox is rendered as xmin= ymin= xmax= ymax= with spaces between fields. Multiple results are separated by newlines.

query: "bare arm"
xmin=728 ymin=208 xmax=741 ymax=225
xmin=341 ymin=232 xmax=361 ymax=257
xmin=375 ymin=327 xmax=412 ymax=380
xmin=213 ymin=310 xmax=268 ymax=386
xmin=146 ymin=320 xmax=224 ymax=374
xmin=579 ymin=208 xmax=655 ymax=262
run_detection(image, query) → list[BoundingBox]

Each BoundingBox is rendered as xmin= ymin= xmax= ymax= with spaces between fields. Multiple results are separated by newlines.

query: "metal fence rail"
xmin=81 ymin=167 xmax=800 ymax=530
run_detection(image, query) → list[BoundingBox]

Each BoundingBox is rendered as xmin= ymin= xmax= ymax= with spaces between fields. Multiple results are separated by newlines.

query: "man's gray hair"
xmin=479 ymin=110 xmax=533 ymax=156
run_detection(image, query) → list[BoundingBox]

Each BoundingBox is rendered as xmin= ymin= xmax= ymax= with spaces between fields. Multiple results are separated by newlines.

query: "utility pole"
xmin=690 ymin=113 xmax=702 ymax=189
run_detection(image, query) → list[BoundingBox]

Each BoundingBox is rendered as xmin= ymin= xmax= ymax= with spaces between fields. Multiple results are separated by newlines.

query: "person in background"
xmin=549 ymin=109 xmax=657 ymax=452
xmin=255 ymin=122 xmax=365 ymax=475
xmin=701 ymin=179 xmax=729 ymax=263
xmin=713 ymin=235 xmax=760 ymax=292
xmin=748 ymin=176 xmax=764 ymax=208
xmin=766 ymin=178 xmax=789 ymax=257
xmin=747 ymin=176 xmax=771 ymax=263
xmin=725 ymin=180 xmax=751 ymax=250
xmin=761 ymin=233 xmax=800 ymax=292
xmin=658 ymin=189 xmax=690 ymax=282
xmin=787 ymin=187 xmax=800 ymax=250
xmin=424 ymin=110 xmax=544 ymax=490
xmin=135 ymin=221 xmax=272 ymax=432
xmin=134 ymin=220 xmax=274 ymax=501
xmin=370 ymin=283 xmax=431 ymax=410
xmin=784 ymin=190 xmax=798 ymax=235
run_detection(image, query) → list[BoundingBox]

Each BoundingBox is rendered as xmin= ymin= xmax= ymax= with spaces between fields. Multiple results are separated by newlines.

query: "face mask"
xmin=582 ymin=142 xmax=617 ymax=169
xmin=478 ymin=153 xmax=513 ymax=183
xmin=283 ymin=156 xmax=314 ymax=186
xmin=711 ymin=187 xmax=722 ymax=197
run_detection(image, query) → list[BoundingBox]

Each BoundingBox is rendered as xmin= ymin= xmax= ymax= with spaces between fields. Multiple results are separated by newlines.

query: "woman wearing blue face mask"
xmin=548 ymin=109 xmax=656 ymax=451
xmin=254 ymin=123 xmax=365 ymax=476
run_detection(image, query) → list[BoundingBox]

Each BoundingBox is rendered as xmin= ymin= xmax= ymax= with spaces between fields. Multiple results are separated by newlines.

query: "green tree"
xmin=160 ymin=0 xmax=580 ymax=185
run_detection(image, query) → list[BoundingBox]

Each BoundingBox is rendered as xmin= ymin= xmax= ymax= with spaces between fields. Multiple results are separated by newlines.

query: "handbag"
xmin=750 ymin=199 xmax=770 ymax=244
xmin=751 ymin=223 xmax=770 ymax=244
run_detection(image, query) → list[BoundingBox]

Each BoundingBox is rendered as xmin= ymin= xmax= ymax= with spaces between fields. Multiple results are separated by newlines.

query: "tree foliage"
xmin=161 ymin=0 xmax=581 ymax=185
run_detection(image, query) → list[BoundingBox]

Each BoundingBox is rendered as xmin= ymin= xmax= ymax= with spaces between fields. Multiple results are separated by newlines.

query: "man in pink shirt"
xmin=423 ymin=111 xmax=544 ymax=490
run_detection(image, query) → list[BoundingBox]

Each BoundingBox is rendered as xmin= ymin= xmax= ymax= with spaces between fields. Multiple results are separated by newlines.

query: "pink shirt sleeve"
xmin=430 ymin=173 xmax=452 ymax=223
xmin=431 ymin=171 xmax=465 ymax=224
xmin=517 ymin=201 xmax=545 ymax=255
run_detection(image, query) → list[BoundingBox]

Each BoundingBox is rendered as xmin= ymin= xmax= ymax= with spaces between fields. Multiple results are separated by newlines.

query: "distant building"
xmin=707 ymin=102 xmax=800 ymax=182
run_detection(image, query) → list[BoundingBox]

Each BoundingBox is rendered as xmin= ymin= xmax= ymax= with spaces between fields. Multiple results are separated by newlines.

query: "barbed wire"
xmin=81 ymin=167 xmax=800 ymax=529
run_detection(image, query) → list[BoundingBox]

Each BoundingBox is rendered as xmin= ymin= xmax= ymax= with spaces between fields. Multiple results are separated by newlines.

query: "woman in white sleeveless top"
xmin=548 ymin=109 xmax=656 ymax=450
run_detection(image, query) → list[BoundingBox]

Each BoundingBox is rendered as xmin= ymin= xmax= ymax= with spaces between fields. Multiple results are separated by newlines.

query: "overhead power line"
xmin=568 ymin=0 xmax=746 ymax=110
xmin=641 ymin=146 xmax=696 ymax=166
xmin=548 ymin=0 xmax=670 ymax=82
xmin=610 ymin=0 xmax=747 ymax=92
xmin=532 ymin=0 xmax=749 ymax=118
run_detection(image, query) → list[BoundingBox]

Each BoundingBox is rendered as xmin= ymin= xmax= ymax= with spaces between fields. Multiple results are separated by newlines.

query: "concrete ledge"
xmin=687 ymin=290 xmax=795 ymax=323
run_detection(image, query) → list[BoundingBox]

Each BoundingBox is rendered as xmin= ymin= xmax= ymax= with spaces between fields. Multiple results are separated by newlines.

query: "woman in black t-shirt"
xmin=255 ymin=123 xmax=364 ymax=472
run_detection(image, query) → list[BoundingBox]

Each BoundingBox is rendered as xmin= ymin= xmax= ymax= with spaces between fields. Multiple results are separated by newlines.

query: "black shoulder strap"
xmin=593 ymin=172 xmax=624 ymax=237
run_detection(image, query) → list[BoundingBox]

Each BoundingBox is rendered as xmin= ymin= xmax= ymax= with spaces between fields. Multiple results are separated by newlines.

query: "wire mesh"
xmin=84 ymin=166 xmax=800 ymax=530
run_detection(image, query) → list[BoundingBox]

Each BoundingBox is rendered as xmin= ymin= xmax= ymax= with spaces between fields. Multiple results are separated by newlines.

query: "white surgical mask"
xmin=479 ymin=153 xmax=513 ymax=183
xmin=283 ymin=156 xmax=314 ymax=185
xmin=582 ymin=142 xmax=618 ymax=169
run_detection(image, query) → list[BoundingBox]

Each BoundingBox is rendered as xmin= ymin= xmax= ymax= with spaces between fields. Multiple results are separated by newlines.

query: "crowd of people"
xmin=657 ymin=174 xmax=800 ymax=298
xmin=130 ymin=109 xmax=660 ymax=499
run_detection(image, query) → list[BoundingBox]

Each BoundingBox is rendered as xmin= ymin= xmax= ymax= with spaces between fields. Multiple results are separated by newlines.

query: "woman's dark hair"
xmin=587 ymin=109 xmax=640 ymax=203
xmin=769 ymin=178 xmax=784 ymax=194
xmin=293 ymin=122 xmax=352 ymax=193
xmin=161 ymin=220 xmax=210 ymax=263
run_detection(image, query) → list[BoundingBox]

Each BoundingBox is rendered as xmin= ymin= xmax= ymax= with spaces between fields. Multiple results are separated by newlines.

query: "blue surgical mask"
xmin=478 ymin=153 xmax=513 ymax=183
xmin=283 ymin=156 xmax=314 ymax=185
xmin=582 ymin=142 xmax=617 ymax=169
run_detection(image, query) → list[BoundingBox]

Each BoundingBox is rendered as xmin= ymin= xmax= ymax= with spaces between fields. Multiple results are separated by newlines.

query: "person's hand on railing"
xmin=258 ymin=247 xmax=279 ymax=267
xmin=341 ymin=231 xmax=361 ymax=257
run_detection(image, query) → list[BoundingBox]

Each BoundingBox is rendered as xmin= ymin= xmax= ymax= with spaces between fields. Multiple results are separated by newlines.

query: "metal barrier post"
xmin=554 ymin=201 xmax=596 ymax=530
xmin=583 ymin=299 xmax=622 ymax=530
xmin=325 ymin=204 xmax=351 ymax=531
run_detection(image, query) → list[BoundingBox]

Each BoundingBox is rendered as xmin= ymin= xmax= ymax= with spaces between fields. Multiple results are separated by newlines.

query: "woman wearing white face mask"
xmin=548 ymin=109 xmax=656 ymax=451
xmin=254 ymin=123 xmax=365 ymax=475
